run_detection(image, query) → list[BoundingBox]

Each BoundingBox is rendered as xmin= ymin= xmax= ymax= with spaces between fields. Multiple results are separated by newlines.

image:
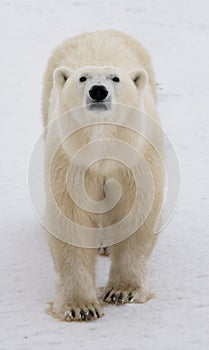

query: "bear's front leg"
xmin=102 ymin=229 xmax=156 ymax=305
xmin=48 ymin=235 xmax=104 ymax=321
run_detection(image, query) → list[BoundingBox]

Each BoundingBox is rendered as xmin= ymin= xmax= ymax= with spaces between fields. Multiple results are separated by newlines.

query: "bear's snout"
xmin=89 ymin=85 xmax=108 ymax=101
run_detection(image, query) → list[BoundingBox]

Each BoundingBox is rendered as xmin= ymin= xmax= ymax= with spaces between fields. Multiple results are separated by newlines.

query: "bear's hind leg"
xmin=98 ymin=246 xmax=110 ymax=257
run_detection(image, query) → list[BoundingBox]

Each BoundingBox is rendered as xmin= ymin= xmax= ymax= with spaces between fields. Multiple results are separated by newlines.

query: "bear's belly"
xmin=66 ymin=158 xmax=137 ymax=228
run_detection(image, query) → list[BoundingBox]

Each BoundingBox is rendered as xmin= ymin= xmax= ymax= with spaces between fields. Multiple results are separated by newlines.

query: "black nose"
xmin=89 ymin=85 xmax=108 ymax=101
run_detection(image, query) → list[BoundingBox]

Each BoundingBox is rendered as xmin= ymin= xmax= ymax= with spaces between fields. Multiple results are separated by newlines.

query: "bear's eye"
xmin=112 ymin=76 xmax=120 ymax=82
xmin=79 ymin=76 xmax=87 ymax=82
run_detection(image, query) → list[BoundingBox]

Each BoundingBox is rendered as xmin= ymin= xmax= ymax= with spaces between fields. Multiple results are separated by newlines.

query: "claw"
xmin=71 ymin=309 xmax=76 ymax=318
xmin=85 ymin=311 xmax=91 ymax=320
xmin=84 ymin=311 xmax=90 ymax=320
xmin=80 ymin=310 xmax=85 ymax=320
xmin=128 ymin=293 xmax=134 ymax=303
xmin=63 ymin=304 xmax=103 ymax=322
xmin=95 ymin=308 xmax=100 ymax=318
xmin=111 ymin=293 xmax=116 ymax=303
xmin=89 ymin=309 xmax=95 ymax=318
xmin=118 ymin=292 xmax=124 ymax=304
xmin=104 ymin=288 xmax=112 ymax=300
xmin=64 ymin=309 xmax=72 ymax=320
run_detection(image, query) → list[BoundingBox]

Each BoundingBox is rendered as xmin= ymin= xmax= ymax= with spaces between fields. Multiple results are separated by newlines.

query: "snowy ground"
xmin=0 ymin=0 xmax=209 ymax=349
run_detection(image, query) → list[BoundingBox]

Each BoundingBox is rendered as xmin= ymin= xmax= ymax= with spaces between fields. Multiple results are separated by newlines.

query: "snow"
xmin=0 ymin=0 xmax=209 ymax=349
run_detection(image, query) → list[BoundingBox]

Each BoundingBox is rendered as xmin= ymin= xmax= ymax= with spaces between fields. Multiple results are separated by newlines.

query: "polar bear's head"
xmin=53 ymin=66 xmax=148 ymax=114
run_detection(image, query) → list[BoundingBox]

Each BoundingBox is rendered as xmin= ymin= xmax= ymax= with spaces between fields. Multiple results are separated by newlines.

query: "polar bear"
xmin=42 ymin=30 xmax=164 ymax=321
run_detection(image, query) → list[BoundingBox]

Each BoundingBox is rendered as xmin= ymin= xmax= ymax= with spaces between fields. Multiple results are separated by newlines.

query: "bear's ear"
xmin=53 ymin=66 xmax=72 ymax=90
xmin=129 ymin=69 xmax=148 ymax=92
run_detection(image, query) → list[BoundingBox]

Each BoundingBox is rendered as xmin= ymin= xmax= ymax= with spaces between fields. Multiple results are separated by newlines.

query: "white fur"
xmin=42 ymin=30 xmax=164 ymax=321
